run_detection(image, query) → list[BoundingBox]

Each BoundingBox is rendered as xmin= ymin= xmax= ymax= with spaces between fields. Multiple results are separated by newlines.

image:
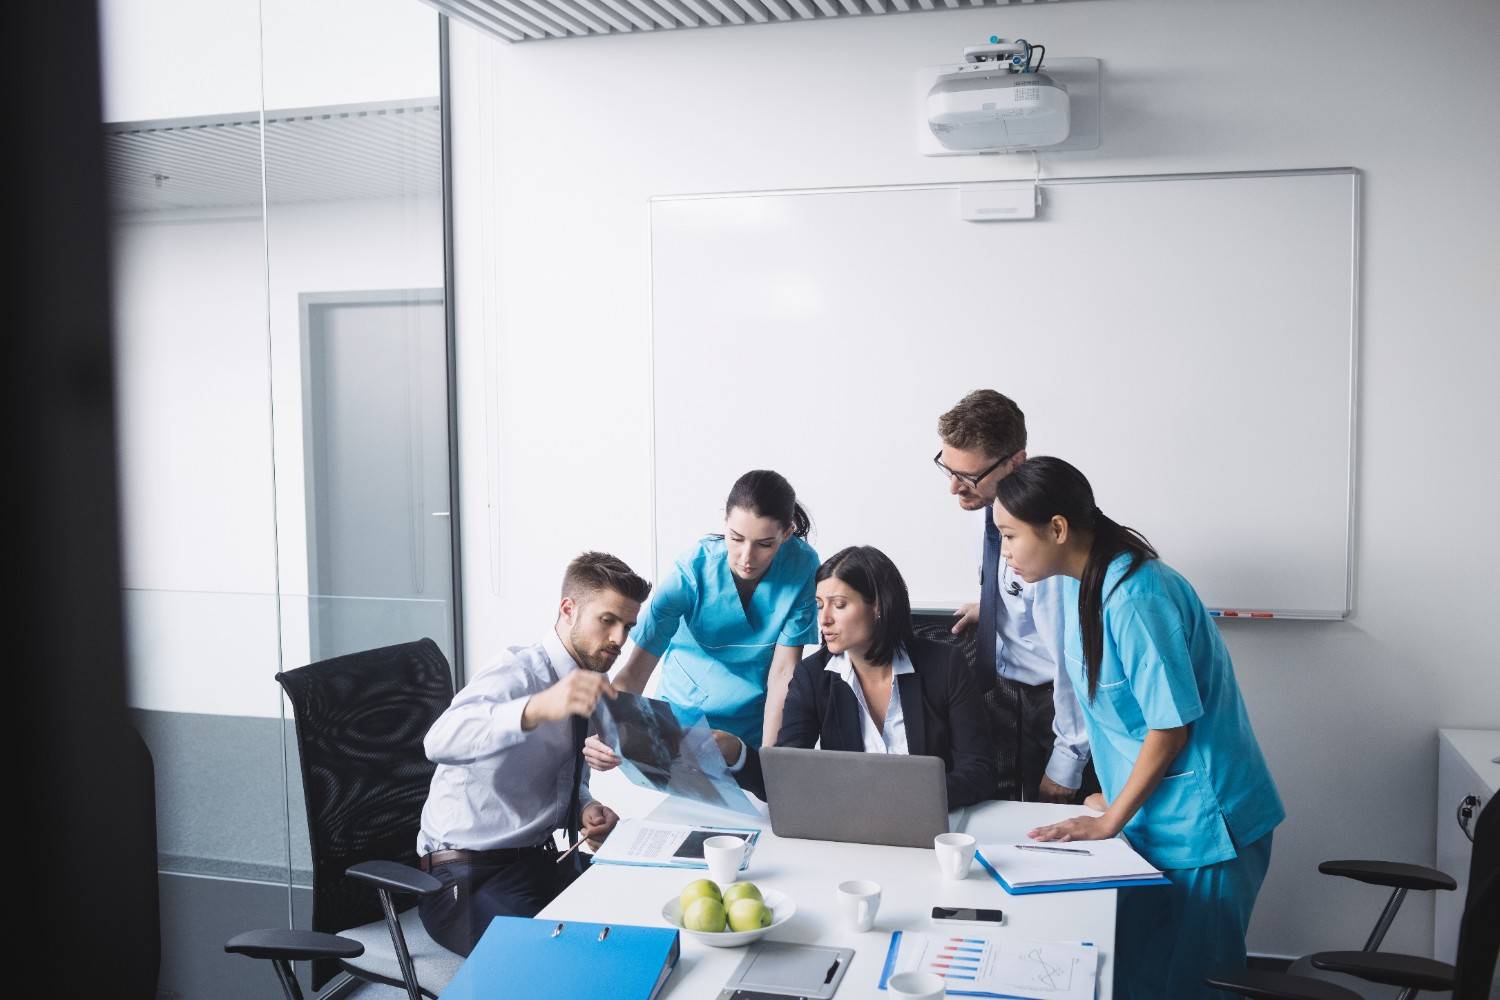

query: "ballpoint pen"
xmin=1014 ymin=844 xmax=1093 ymax=855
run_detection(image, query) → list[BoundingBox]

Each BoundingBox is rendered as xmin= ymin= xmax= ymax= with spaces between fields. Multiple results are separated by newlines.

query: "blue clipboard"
xmin=439 ymin=916 xmax=680 ymax=1000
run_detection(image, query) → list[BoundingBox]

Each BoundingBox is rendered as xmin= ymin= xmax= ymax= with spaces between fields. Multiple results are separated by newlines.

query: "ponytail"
xmin=1077 ymin=509 xmax=1157 ymax=699
xmin=789 ymin=501 xmax=812 ymax=539
xmin=725 ymin=470 xmax=812 ymax=539
xmin=995 ymin=459 xmax=1158 ymax=700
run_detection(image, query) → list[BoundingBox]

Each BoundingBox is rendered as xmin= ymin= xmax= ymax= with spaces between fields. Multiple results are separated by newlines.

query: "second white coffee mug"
xmin=836 ymin=879 xmax=882 ymax=932
xmin=934 ymin=832 xmax=977 ymax=880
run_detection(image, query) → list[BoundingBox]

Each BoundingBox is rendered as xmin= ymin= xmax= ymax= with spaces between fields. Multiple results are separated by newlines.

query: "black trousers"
xmin=417 ymin=848 xmax=590 ymax=957
xmin=984 ymin=677 xmax=1100 ymax=804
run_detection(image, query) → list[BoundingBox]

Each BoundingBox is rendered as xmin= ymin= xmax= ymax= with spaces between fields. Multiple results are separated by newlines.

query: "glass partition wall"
xmin=103 ymin=3 xmax=454 ymax=996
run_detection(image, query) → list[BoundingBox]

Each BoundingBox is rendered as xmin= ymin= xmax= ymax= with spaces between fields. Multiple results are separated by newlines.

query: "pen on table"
xmin=555 ymin=834 xmax=587 ymax=864
xmin=1015 ymin=844 xmax=1092 ymax=856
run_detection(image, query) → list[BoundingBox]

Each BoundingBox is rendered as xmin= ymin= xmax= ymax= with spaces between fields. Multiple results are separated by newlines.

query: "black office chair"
xmin=267 ymin=637 xmax=461 ymax=999
xmin=913 ymin=610 xmax=1029 ymax=799
xmin=1209 ymin=795 xmax=1499 ymax=1000
xmin=224 ymin=930 xmax=365 ymax=1000
xmin=911 ymin=612 xmax=979 ymax=675
xmin=1202 ymin=971 xmax=1364 ymax=1000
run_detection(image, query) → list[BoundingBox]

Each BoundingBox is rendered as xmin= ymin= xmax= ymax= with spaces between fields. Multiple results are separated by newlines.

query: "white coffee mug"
xmin=703 ymin=835 xmax=746 ymax=886
xmin=888 ymin=970 xmax=946 ymax=999
xmin=934 ymin=832 xmax=977 ymax=880
xmin=836 ymin=879 xmax=881 ymax=932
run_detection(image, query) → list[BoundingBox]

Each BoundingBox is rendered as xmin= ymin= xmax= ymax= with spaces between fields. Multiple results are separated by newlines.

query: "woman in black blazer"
xmin=711 ymin=545 xmax=997 ymax=809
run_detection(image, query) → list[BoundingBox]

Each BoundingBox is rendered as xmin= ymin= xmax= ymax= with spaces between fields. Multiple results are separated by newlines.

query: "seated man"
xmin=416 ymin=551 xmax=652 ymax=956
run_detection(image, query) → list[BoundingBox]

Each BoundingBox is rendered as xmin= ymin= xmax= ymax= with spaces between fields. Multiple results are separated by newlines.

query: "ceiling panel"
xmin=417 ymin=0 xmax=1072 ymax=42
xmin=105 ymin=99 xmax=442 ymax=214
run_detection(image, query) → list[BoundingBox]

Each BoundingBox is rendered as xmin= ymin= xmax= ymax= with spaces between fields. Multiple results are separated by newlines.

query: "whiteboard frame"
xmin=647 ymin=167 xmax=1362 ymax=621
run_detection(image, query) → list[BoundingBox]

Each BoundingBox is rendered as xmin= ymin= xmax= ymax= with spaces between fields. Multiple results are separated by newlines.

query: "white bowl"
xmin=661 ymin=887 xmax=795 ymax=948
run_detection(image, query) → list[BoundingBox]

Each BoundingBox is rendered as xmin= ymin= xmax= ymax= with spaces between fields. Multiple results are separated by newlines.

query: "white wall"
xmin=115 ymin=195 xmax=444 ymax=717
xmin=447 ymin=0 xmax=1500 ymax=958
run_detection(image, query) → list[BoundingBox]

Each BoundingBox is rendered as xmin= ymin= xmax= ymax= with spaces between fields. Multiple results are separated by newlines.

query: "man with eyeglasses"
xmin=935 ymin=389 xmax=1095 ymax=804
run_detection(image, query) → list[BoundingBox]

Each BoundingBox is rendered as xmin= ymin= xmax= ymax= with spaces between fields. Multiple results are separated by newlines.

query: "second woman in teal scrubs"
xmin=600 ymin=470 xmax=820 ymax=750
xmin=992 ymin=457 xmax=1284 ymax=1000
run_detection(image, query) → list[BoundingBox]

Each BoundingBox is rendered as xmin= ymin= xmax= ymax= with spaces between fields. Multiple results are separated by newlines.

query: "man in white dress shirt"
xmin=415 ymin=552 xmax=651 ymax=956
xmin=935 ymin=390 xmax=1097 ymax=804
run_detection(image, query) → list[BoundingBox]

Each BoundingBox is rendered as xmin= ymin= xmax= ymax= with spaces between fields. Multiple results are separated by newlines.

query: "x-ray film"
xmin=596 ymin=691 xmax=759 ymax=818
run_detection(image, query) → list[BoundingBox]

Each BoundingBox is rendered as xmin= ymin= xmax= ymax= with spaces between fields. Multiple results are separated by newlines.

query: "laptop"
xmin=758 ymin=746 xmax=949 ymax=848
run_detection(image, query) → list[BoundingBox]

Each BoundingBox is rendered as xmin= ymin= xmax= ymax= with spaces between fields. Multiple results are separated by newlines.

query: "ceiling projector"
xmin=926 ymin=38 xmax=1070 ymax=152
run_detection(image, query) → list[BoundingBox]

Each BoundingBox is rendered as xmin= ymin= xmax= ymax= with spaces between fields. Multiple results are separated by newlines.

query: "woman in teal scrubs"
xmin=991 ymin=457 xmax=1284 ymax=1000
xmin=591 ymin=470 xmax=819 ymax=754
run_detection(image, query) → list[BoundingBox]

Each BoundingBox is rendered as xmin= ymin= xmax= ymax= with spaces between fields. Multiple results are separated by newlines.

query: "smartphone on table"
xmin=930 ymin=906 xmax=1005 ymax=925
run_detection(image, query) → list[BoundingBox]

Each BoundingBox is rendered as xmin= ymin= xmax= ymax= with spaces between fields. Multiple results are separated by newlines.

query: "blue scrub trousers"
xmin=1114 ymin=832 xmax=1274 ymax=1000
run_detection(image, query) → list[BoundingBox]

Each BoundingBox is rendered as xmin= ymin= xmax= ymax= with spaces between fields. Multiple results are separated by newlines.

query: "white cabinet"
xmin=1435 ymin=729 xmax=1499 ymax=962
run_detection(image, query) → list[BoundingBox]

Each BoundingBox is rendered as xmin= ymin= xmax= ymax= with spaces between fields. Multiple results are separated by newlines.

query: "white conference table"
xmin=539 ymin=796 xmax=1116 ymax=998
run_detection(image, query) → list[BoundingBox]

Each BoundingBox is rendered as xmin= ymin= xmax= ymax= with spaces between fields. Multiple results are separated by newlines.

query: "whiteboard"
xmin=649 ymin=170 xmax=1358 ymax=618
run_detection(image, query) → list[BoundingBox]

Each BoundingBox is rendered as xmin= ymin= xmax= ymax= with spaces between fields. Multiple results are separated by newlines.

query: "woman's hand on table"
xmin=1027 ymin=813 xmax=1120 ymax=843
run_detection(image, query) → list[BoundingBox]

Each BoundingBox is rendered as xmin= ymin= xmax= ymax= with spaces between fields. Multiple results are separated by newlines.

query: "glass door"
xmin=102 ymin=0 xmax=455 ymax=995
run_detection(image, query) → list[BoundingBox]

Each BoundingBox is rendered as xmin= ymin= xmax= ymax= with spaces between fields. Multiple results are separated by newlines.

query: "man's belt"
xmin=419 ymin=840 xmax=556 ymax=872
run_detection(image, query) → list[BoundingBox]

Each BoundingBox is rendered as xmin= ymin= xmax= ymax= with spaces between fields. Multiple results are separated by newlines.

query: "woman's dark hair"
xmin=995 ymin=457 xmax=1158 ymax=700
xmin=725 ymin=470 xmax=812 ymax=539
xmin=815 ymin=546 xmax=914 ymax=666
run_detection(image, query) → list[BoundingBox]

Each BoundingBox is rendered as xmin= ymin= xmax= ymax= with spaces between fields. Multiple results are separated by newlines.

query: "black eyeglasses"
xmin=932 ymin=449 xmax=1016 ymax=490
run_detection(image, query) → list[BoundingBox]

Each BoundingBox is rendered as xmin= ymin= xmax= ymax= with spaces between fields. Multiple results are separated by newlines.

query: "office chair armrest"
xmin=346 ymin=860 xmax=443 ymax=896
xmin=1317 ymin=860 xmax=1457 ymax=892
xmin=225 ymin=929 xmax=365 ymax=962
xmin=1309 ymin=951 xmax=1456 ymax=992
xmin=346 ymin=861 xmax=439 ymax=1000
xmin=1203 ymin=968 xmax=1362 ymax=1000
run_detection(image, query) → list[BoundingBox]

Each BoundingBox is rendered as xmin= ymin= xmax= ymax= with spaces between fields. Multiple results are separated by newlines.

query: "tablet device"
xmin=716 ymin=941 xmax=854 ymax=1000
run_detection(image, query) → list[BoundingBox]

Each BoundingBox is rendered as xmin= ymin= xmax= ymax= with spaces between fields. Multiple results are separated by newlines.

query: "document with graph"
xmin=879 ymin=930 xmax=1099 ymax=1000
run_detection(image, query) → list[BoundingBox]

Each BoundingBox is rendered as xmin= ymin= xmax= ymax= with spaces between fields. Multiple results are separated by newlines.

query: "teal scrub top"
xmin=1060 ymin=555 xmax=1284 ymax=870
xmin=631 ymin=534 xmax=820 ymax=748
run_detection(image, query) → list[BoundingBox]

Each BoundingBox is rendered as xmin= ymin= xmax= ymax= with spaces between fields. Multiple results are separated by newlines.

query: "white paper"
xmin=889 ymin=930 xmax=1098 ymax=1000
xmin=590 ymin=818 xmax=760 ymax=869
xmin=978 ymin=837 xmax=1162 ymax=888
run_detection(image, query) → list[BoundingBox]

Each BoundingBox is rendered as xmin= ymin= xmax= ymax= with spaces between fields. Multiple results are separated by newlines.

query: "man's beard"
xmin=569 ymin=623 xmax=615 ymax=673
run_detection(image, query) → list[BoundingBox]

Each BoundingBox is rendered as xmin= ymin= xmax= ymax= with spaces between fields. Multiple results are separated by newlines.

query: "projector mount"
xmin=962 ymin=37 xmax=1046 ymax=74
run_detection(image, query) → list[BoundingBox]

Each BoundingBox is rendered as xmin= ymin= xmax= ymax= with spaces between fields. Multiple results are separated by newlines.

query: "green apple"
xmin=727 ymin=898 xmax=772 ymax=932
xmin=679 ymin=879 xmax=722 ymax=913
xmin=721 ymin=882 xmax=762 ymax=905
xmin=682 ymin=896 xmax=727 ymax=933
